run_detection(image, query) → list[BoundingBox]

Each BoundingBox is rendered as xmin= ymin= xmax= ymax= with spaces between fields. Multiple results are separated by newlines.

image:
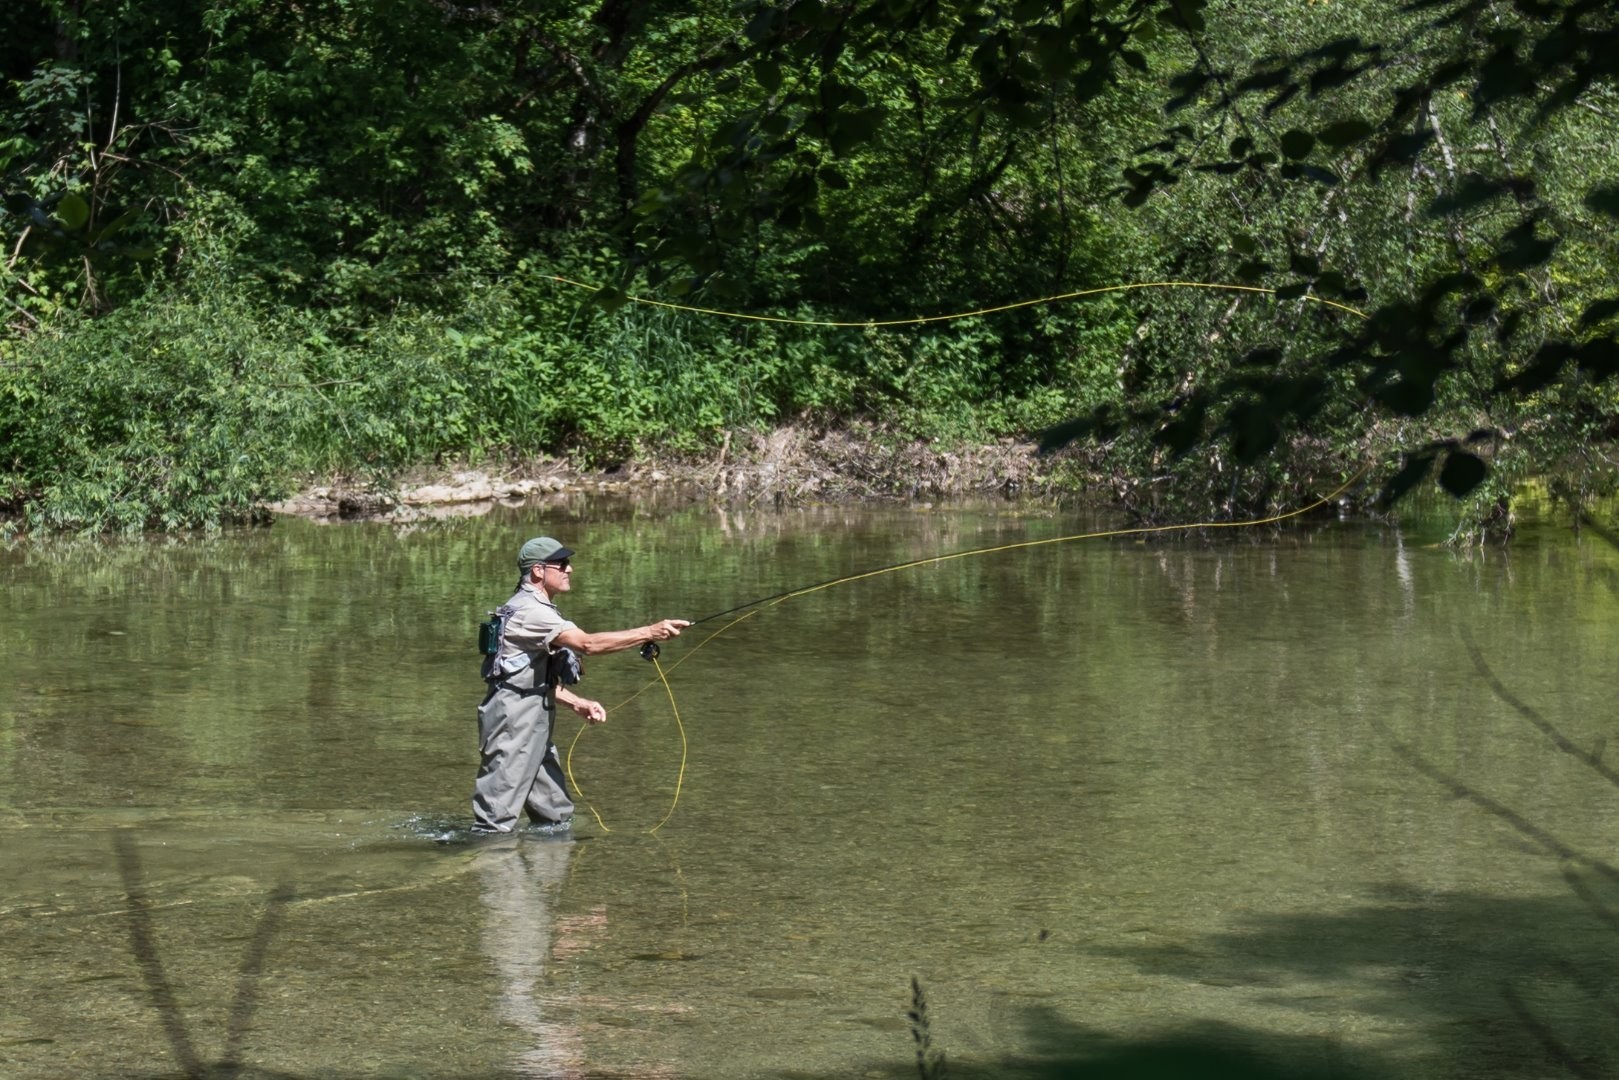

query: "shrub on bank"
xmin=0 ymin=271 xmax=1132 ymax=533
xmin=0 ymin=286 xmax=315 ymax=531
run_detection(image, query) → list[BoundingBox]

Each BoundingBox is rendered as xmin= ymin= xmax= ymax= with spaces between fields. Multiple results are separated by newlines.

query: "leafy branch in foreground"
xmin=1031 ymin=0 xmax=1619 ymax=526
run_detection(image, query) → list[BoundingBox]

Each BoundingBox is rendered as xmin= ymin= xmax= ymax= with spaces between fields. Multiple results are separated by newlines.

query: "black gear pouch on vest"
xmin=549 ymin=647 xmax=583 ymax=686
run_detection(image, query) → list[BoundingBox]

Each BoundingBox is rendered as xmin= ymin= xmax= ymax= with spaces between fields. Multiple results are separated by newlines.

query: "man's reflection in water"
xmin=475 ymin=834 xmax=598 ymax=1080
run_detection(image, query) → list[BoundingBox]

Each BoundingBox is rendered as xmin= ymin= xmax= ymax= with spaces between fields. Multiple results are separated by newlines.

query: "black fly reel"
xmin=640 ymin=641 xmax=660 ymax=662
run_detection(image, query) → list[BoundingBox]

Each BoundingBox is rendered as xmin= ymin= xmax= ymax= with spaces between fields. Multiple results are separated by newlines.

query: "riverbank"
xmin=263 ymin=430 xmax=1619 ymax=550
xmin=265 ymin=424 xmax=1087 ymax=523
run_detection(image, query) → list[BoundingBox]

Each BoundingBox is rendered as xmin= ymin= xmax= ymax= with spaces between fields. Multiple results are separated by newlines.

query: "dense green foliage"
xmin=2 ymin=0 xmax=1616 ymax=533
xmin=1044 ymin=0 xmax=1619 ymax=536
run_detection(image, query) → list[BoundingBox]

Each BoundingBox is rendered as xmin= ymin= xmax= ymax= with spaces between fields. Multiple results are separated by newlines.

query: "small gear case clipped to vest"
xmin=478 ymin=610 xmax=505 ymax=656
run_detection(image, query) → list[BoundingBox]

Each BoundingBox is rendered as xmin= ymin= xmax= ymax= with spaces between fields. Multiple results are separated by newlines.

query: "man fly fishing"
xmin=472 ymin=535 xmax=689 ymax=834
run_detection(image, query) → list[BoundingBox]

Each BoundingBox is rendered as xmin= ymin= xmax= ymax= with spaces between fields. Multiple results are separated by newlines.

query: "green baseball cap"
xmin=518 ymin=536 xmax=575 ymax=572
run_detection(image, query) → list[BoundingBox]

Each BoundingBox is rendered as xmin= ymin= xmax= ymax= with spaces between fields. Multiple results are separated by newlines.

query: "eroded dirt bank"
xmin=266 ymin=425 xmax=1091 ymax=522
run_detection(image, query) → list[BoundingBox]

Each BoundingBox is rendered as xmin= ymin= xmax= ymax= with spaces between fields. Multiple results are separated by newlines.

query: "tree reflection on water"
xmin=113 ymin=830 xmax=302 ymax=1080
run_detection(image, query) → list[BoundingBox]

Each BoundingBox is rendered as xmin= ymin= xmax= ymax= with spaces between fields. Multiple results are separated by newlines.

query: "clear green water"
xmin=3 ymin=496 xmax=1618 ymax=1079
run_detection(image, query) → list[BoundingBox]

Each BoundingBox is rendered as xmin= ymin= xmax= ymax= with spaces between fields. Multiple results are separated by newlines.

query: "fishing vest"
xmin=480 ymin=587 xmax=582 ymax=692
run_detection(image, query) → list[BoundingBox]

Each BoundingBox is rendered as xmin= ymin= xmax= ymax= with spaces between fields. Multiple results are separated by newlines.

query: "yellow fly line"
xmin=566 ymin=614 xmax=747 ymax=835
xmin=545 ymin=274 xmax=1372 ymax=325
xmin=566 ymin=464 xmax=1372 ymax=834
xmin=557 ymin=272 xmax=1375 ymax=833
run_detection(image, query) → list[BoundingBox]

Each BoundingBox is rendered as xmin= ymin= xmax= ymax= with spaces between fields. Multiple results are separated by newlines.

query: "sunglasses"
xmin=545 ymin=560 xmax=573 ymax=573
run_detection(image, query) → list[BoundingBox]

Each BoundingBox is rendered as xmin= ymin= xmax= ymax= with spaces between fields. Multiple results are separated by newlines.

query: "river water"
xmin=2 ymin=494 xmax=1617 ymax=1079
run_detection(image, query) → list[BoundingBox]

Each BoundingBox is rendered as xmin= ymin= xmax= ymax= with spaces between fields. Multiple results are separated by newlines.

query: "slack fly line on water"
xmin=557 ymin=273 xmax=1376 ymax=833
xmin=566 ymin=464 xmax=1373 ymax=835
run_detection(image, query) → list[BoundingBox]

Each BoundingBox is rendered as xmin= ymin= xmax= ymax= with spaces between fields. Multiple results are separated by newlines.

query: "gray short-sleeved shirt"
xmin=491 ymin=583 xmax=578 ymax=679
